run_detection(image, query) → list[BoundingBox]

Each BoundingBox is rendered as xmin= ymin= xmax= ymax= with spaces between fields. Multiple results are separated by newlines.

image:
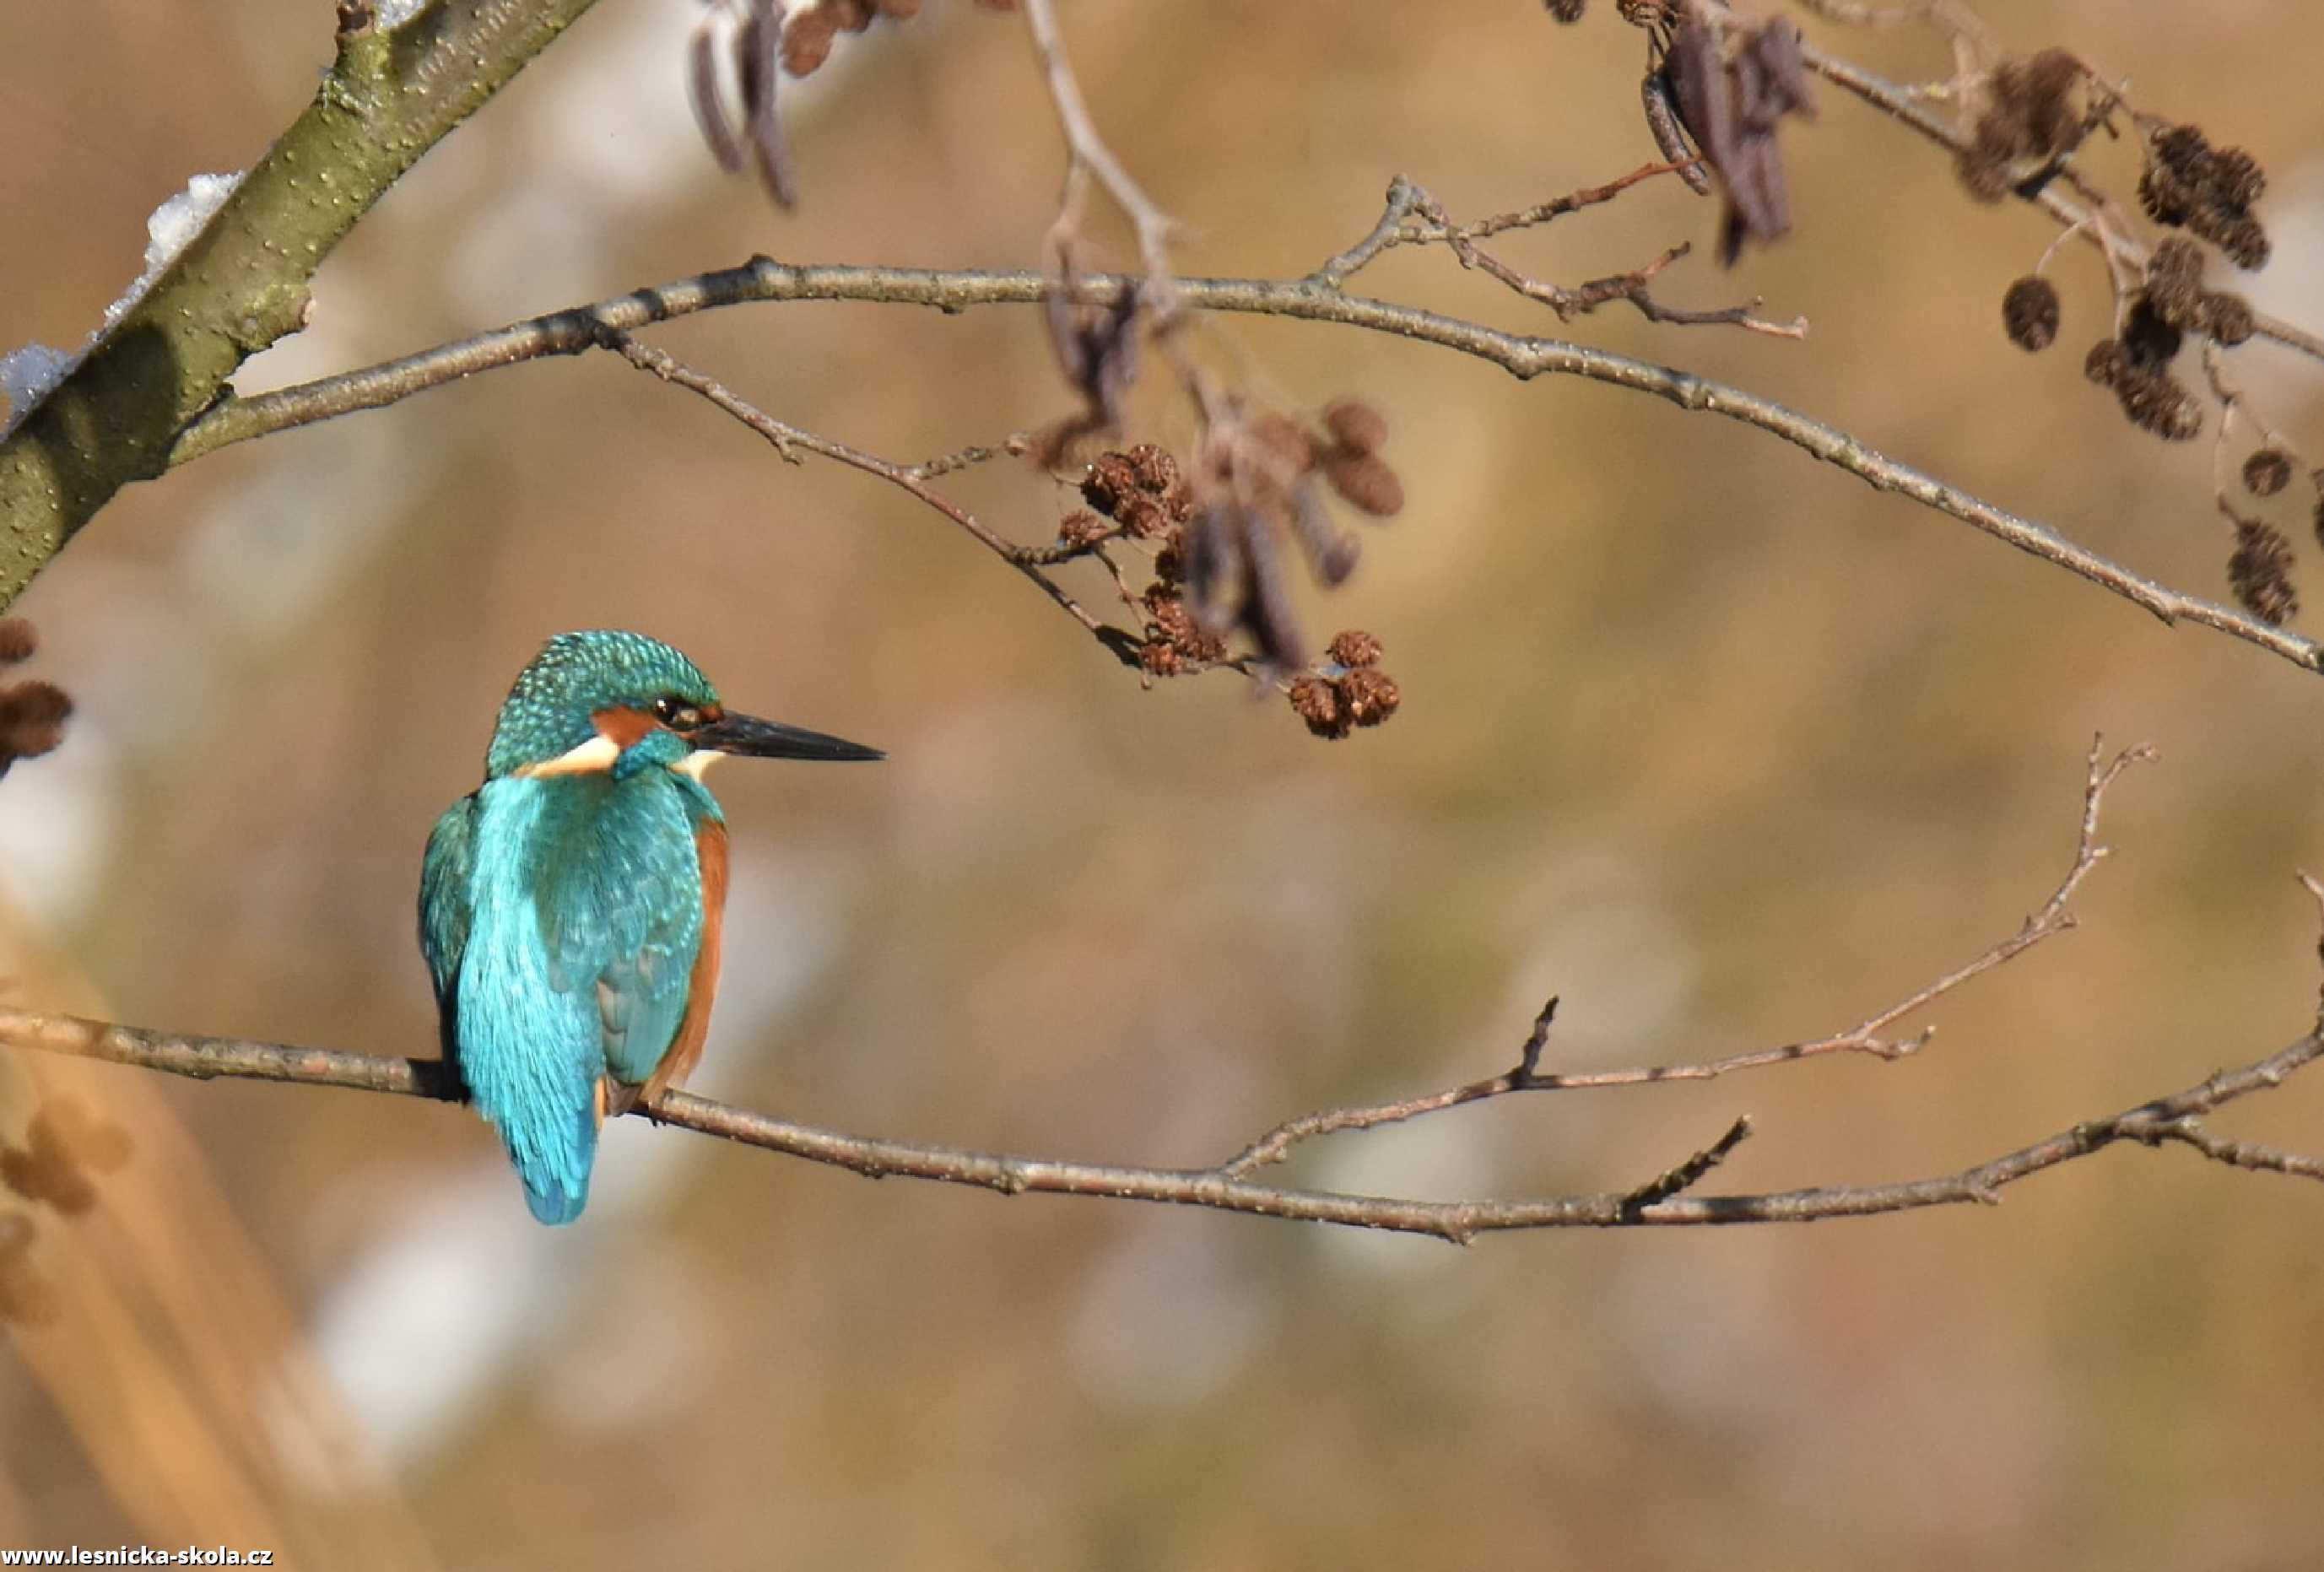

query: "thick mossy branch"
xmin=0 ymin=0 xmax=603 ymax=612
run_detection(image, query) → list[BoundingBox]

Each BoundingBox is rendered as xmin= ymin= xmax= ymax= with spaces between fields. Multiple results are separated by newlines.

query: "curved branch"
xmin=165 ymin=249 xmax=2324 ymax=676
xmin=0 ymin=0 xmax=608 ymax=613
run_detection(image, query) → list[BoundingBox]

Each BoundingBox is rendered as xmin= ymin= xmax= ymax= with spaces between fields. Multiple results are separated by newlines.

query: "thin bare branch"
xmin=165 ymin=250 xmax=2324 ymax=679
xmin=1021 ymin=0 xmax=1180 ymax=317
xmin=598 ymin=330 xmax=1111 ymax=641
xmin=1 ymin=1008 xmax=2316 ymax=1243
xmin=1216 ymin=740 xmax=2150 ymax=1176
xmin=2145 ymin=1119 xmax=2324 ymax=1182
xmin=1619 ymin=1115 xmax=1755 ymax=1212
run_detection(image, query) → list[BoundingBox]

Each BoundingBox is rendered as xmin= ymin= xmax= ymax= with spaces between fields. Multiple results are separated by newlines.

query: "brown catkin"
xmin=2144 ymin=238 xmax=2207 ymax=327
xmin=1288 ymin=676 xmax=1349 ymax=738
xmin=2200 ymin=290 xmax=2256 ymax=346
xmin=1337 ymin=668 xmax=1402 ymax=727
xmin=2114 ymin=370 xmax=2203 ymax=442
xmin=2245 ymin=448 xmax=2295 ymax=499
xmin=2120 ymin=298 xmax=2184 ymax=370
xmin=2229 ymin=517 xmax=2299 ymax=624
xmin=2002 ymin=276 xmax=2061 ymax=351
xmin=1080 ymin=451 xmax=1141 ymax=516
xmin=2083 ymin=338 xmax=2129 ymax=388
xmin=1126 ymin=443 xmax=1179 ymax=494
xmin=1327 ymin=629 xmax=1383 ymax=668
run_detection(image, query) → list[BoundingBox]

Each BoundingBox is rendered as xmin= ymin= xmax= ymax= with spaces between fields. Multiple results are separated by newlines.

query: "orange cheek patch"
xmin=592 ymin=705 xmax=658 ymax=748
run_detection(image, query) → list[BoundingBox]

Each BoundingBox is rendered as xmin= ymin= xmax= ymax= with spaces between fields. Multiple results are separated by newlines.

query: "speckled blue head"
xmin=485 ymin=631 xmax=719 ymax=778
xmin=482 ymin=630 xmax=884 ymax=781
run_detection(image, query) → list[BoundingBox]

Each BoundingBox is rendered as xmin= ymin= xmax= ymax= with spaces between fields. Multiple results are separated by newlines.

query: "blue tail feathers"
xmin=524 ymin=1170 xmax=592 ymax=1225
xmin=505 ymin=1094 xmax=600 ymax=1226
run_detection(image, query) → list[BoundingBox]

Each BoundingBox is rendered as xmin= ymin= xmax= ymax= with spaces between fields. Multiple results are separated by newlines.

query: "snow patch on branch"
xmin=376 ymin=0 xmax=432 ymax=30
xmin=0 ymin=346 xmax=72 ymax=423
xmin=110 ymin=170 xmax=246 ymax=332
xmin=1 ymin=170 xmax=245 ymax=436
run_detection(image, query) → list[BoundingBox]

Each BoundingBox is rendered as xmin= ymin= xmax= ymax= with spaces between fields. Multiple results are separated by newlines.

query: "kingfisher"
xmin=419 ymin=630 xmax=881 ymax=1224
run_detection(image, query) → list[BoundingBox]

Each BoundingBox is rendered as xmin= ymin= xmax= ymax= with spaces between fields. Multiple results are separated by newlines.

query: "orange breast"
xmin=641 ymin=818 xmax=728 ymax=1105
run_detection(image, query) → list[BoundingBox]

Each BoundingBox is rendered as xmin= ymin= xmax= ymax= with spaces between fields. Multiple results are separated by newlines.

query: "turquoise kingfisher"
xmin=419 ymin=630 xmax=881 ymax=1224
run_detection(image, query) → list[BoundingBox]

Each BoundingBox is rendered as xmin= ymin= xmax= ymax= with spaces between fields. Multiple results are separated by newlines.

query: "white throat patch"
xmin=516 ymin=734 xmax=622 ymax=778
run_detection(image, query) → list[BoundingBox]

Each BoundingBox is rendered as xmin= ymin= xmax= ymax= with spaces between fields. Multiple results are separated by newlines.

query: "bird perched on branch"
xmin=419 ymin=630 xmax=881 ymax=1224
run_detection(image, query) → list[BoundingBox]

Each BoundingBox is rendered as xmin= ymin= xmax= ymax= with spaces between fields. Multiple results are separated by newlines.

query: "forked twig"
xmin=1216 ymin=739 xmax=2153 ymax=1177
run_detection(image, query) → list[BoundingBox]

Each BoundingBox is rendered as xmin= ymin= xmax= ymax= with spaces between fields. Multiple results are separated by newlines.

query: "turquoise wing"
xmin=419 ymin=791 xmax=480 ymax=1066
xmin=441 ymin=779 xmax=620 ymax=1224
xmin=535 ymin=772 xmax=706 ymax=1090
xmin=419 ymin=773 xmax=709 ymax=1224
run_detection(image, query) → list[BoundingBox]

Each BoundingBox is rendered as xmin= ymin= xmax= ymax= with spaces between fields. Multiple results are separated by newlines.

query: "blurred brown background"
xmin=5 ymin=1 xmax=2324 ymax=1566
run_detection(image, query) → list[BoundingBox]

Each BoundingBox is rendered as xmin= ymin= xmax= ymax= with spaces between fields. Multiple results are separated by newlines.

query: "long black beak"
xmin=692 ymin=711 xmax=884 ymax=762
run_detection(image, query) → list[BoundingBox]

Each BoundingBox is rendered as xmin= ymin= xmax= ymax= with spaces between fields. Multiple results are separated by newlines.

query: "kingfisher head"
xmin=484 ymin=630 xmax=882 ymax=781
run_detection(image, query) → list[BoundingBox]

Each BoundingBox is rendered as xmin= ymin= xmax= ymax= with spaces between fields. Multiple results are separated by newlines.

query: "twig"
xmin=1215 ymin=740 xmax=2149 ymax=1176
xmin=597 ymin=330 xmax=1111 ymax=640
xmin=1327 ymin=176 xmax=1808 ymax=339
xmin=2144 ymin=1119 xmax=2324 ymax=1182
xmin=1021 ymin=0 xmax=1180 ymax=319
xmin=162 ymin=250 xmax=2324 ymax=678
xmin=1620 ymin=1115 xmax=1754 ymax=1213
xmin=1309 ymin=165 xmax=1694 ymax=288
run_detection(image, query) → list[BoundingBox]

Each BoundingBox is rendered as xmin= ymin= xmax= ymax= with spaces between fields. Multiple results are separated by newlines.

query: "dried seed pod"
xmin=1248 ymin=413 xmax=1319 ymax=476
xmin=2199 ymin=289 xmax=2255 ymax=346
xmin=1289 ymin=676 xmax=1349 ymax=738
xmin=2002 ymin=276 xmax=2061 ymax=351
xmin=781 ymin=7 xmax=837 ymax=74
xmin=2228 ymin=516 xmax=2299 ymax=624
xmin=1321 ymin=451 xmax=1404 ymax=517
xmin=1642 ymin=69 xmax=1714 ymax=195
xmin=0 ymin=679 xmax=70 ymax=780
xmin=2083 ymin=338 xmax=2129 ymax=389
xmin=2119 ymin=297 xmax=2184 ymax=372
xmin=2111 ymin=366 xmax=2202 ymax=441
xmin=1327 ymin=629 xmax=1383 ymax=668
xmin=2244 ymin=448 xmax=2294 ymax=499
xmin=1126 ymin=443 xmax=1180 ymax=494
xmin=2143 ymin=238 xmax=2207 ymax=327
xmin=2138 ymin=165 xmax=2193 ymax=227
xmin=1081 ymin=451 xmax=1143 ymax=516
xmin=1321 ymin=399 xmax=1388 ymax=456
xmin=2200 ymin=211 xmax=2272 ymax=272
xmin=1337 ymin=667 xmax=1402 ymax=727
xmin=2213 ymin=146 xmax=2267 ymax=209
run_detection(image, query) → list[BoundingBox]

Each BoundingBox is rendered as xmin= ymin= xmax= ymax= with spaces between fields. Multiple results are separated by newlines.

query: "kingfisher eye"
xmin=652 ymin=694 xmax=704 ymax=731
